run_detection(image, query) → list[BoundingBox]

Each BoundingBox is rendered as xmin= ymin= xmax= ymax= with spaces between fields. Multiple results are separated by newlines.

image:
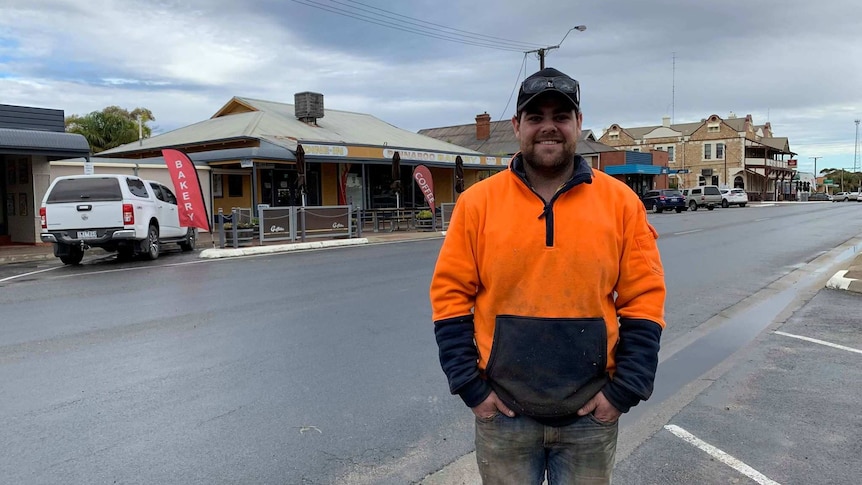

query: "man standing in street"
xmin=429 ymin=67 xmax=667 ymax=484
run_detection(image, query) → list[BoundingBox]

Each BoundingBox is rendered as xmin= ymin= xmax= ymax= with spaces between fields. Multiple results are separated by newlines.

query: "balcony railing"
xmin=745 ymin=158 xmax=789 ymax=168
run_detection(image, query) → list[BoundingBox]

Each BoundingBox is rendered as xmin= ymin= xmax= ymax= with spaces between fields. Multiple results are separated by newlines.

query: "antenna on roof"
xmin=671 ymin=52 xmax=676 ymax=124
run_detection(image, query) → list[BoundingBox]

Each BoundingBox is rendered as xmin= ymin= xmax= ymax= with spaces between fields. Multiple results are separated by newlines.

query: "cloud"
xmin=1 ymin=0 xmax=859 ymax=172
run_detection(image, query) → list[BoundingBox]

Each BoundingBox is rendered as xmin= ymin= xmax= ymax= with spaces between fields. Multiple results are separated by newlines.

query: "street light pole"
xmin=810 ymin=156 xmax=821 ymax=192
xmin=855 ymin=119 xmax=860 ymax=190
xmin=525 ymin=25 xmax=586 ymax=69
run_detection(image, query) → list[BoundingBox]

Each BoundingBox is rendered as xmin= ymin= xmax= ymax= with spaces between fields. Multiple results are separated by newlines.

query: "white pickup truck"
xmin=40 ymin=174 xmax=197 ymax=264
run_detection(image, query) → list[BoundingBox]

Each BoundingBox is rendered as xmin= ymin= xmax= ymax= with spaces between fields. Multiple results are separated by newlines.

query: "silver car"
xmin=682 ymin=185 xmax=722 ymax=211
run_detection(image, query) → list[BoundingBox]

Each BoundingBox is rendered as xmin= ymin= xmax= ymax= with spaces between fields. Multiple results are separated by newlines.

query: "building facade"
xmin=598 ymin=113 xmax=796 ymax=200
xmin=90 ymin=94 xmax=507 ymax=224
xmin=0 ymin=104 xmax=90 ymax=245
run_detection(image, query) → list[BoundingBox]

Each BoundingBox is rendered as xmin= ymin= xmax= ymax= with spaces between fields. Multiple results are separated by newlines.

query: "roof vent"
xmin=294 ymin=92 xmax=324 ymax=124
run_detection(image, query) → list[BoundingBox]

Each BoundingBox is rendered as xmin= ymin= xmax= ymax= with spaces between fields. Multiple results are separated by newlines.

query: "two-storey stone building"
xmin=598 ymin=113 xmax=796 ymax=200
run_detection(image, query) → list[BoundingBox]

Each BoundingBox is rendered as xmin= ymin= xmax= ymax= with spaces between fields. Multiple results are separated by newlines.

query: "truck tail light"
xmin=40 ymin=207 xmax=47 ymax=229
xmin=123 ymin=204 xmax=135 ymax=225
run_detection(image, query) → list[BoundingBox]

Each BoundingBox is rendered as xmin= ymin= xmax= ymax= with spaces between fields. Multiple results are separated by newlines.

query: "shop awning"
xmin=0 ymin=127 xmax=90 ymax=157
xmin=603 ymin=164 xmax=663 ymax=175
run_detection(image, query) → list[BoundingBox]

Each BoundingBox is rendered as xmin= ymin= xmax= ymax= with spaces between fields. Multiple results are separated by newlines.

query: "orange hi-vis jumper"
xmin=430 ymin=154 xmax=666 ymax=423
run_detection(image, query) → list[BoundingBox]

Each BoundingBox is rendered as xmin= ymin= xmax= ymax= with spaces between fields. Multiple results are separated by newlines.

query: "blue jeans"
xmin=475 ymin=412 xmax=618 ymax=484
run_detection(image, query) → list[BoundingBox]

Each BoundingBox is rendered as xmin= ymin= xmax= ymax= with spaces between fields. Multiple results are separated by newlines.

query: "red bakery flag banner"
xmin=162 ymin=149 xmax=211 ymax=232
xmin=412 ymin=165 xmax=435 ymax=213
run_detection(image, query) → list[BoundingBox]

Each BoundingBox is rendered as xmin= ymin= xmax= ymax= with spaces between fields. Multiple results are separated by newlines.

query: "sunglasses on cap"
xmin=520 ymin=75 xmax=580 ymax=105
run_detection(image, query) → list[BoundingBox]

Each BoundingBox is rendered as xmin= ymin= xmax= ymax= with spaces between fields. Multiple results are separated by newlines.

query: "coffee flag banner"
xmin=162 ymin=149 xmax=211 ymax=232
xmin=412 ymin=165 xmax=435 ymax=213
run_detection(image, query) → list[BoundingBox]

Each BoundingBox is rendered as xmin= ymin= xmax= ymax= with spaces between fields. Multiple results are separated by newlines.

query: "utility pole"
xmin=525 ymin=25 xmax=586 ymax=69
xmin=810 ymin=156 xmax=821 ymax=192
xmin=855 ymin=119 xmax=860 ymax=190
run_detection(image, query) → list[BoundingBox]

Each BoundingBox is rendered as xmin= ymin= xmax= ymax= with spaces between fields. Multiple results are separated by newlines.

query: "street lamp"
xmin=525 ymin=25 xmax=587 ymax=69
xmin=809 ymin=156 xmax=820 ymax=192
xmin=855 ymin=119 xmax=860 ymax=188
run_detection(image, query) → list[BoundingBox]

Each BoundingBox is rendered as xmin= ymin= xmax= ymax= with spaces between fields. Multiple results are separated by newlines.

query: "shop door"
xmin=261 ymin=168 xmax=297 ymax=207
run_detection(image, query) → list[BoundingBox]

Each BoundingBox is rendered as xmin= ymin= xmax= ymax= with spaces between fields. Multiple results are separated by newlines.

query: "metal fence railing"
xmin=217 ymin=205 xmax=355 ymax=248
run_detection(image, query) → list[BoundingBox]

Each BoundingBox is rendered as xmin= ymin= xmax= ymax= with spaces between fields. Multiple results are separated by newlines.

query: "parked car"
xmin=681 ymin=185 xmax=722 ymax=211
xmin=833 ymin=192 xmax=858 ymax=202
xmin=641 ymin=189 xmax=686 ymax=213
xmin=808 ymin=192 xmax=833 ymax=201
xmin=40 ymin=174 xmax=196 ymax=264
xmin=719 ymin=188 xmax=748 ymax=207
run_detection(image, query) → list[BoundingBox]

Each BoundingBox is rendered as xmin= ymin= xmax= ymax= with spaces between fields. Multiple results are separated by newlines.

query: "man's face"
xmin=512 ymin=93 xmax=582 ymax=173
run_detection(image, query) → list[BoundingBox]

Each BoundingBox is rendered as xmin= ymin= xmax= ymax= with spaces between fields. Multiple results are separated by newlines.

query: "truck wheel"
xmin=179 ymin=228 xmax=196 ymax=252
xmin=144 ymin=224 xmax=160 ymax=260
xmin=59 ymin=247 xmax=84 ymax=265
xmin=707 ymin=204 xmax=715 ymax=211
xmin=653 ymin=203 xmax=662 ymax=214
xmin=689 ymin=201 xmax=698 ymax=211
xmin=739 ymin=203 xmax=746 ymax=207
xmin=675 ymin=207 xmax=683 ymax=213
xmin=722 ymin=199 xmax=729 ymax=208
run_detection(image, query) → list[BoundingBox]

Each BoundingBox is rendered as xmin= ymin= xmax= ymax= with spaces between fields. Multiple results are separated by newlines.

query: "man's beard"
xmin=521 ymin=138 xmax=578 ymax=176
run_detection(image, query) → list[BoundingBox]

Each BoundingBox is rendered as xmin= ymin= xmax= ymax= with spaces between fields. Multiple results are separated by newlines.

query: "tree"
xmin=818 ymin=167 xmax=862 ymax=192
xmin=65 ymin=106 xmax=155 ymax=153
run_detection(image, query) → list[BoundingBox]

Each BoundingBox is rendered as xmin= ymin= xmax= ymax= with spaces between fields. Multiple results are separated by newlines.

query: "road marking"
xmin=673 ymin=229 xmax=703 ymax=236
xmin=0 ymin=266 xmax=64 ymax=283
xmin=48 ymin=258 xmax=214 ymax=280
xmin=755 ymin=217 xmax=771 ymax=222
xmin=664 ymin=425 xmax=781 ymax=485
xmin=774 ymin=331 xmax=862 ymax=354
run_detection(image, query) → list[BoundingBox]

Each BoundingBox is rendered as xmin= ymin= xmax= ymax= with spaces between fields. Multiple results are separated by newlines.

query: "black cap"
xmin=516 ymin=67 xmax=580 ymax=114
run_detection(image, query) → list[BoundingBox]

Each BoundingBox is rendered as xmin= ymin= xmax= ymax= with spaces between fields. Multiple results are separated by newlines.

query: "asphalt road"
xmin=1 ymin=202 xmax=860 ymax=484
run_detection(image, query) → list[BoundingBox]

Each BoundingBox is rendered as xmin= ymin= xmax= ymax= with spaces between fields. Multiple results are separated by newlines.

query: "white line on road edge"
xmin=0 ymin=266 xmax=63 ymax=283
xmin=774 ymin=331 xmax=862 ymax=354
xmin=663 ymin=425 xmax=781 ymax=485
xmin=673 ymin=229 xmax=703 ymax=236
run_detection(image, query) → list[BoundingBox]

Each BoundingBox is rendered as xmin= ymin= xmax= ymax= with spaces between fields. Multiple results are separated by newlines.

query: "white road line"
xmin=49 ymin=258 xmax=214 ymax=280
xmin=664 ymin=425 xmax=781 ymax=485
xmin=673 ymin=229 xmax=703 ymax=236
xmin=0 ymin=266 xmax=64 ymax=283
xmin=755 ymin=217 xmax=771 ymax=222
xmin=774 ymin=331 xmax=862 ymax=354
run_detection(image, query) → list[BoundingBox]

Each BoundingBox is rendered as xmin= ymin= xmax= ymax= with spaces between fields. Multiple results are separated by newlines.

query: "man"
xmin=429 ymin=67 xmax=666 ymax=484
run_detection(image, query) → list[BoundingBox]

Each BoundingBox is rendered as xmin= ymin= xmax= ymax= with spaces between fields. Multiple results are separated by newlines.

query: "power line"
xmin=474 ymin=54 xmax=530 ymax=153
xmin=289 ymin=0 xmax=537 ymax=51
xmin=342 ymin=0 xmax=545 ymax=49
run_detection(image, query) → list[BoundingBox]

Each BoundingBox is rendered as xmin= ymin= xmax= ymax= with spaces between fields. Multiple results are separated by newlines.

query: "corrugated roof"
xmin=760 ymin=137 xmax=793 ymax=153
xmin=625 ymin=121 xmax=703 ymax=138
xmin=616 ymin=117 xmax=764 ymax=139
xmin=419 ymin=120 xmax=519 ymax=157
xmin=99 ymin=96 xmax=483 ymax=158
xmin=0 ymin=127 xmax=90 ymax=155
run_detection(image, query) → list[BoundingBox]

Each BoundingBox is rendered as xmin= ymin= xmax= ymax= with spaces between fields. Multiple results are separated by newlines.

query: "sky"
xmin=2 ymin=0 xmax=860 ymax=174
